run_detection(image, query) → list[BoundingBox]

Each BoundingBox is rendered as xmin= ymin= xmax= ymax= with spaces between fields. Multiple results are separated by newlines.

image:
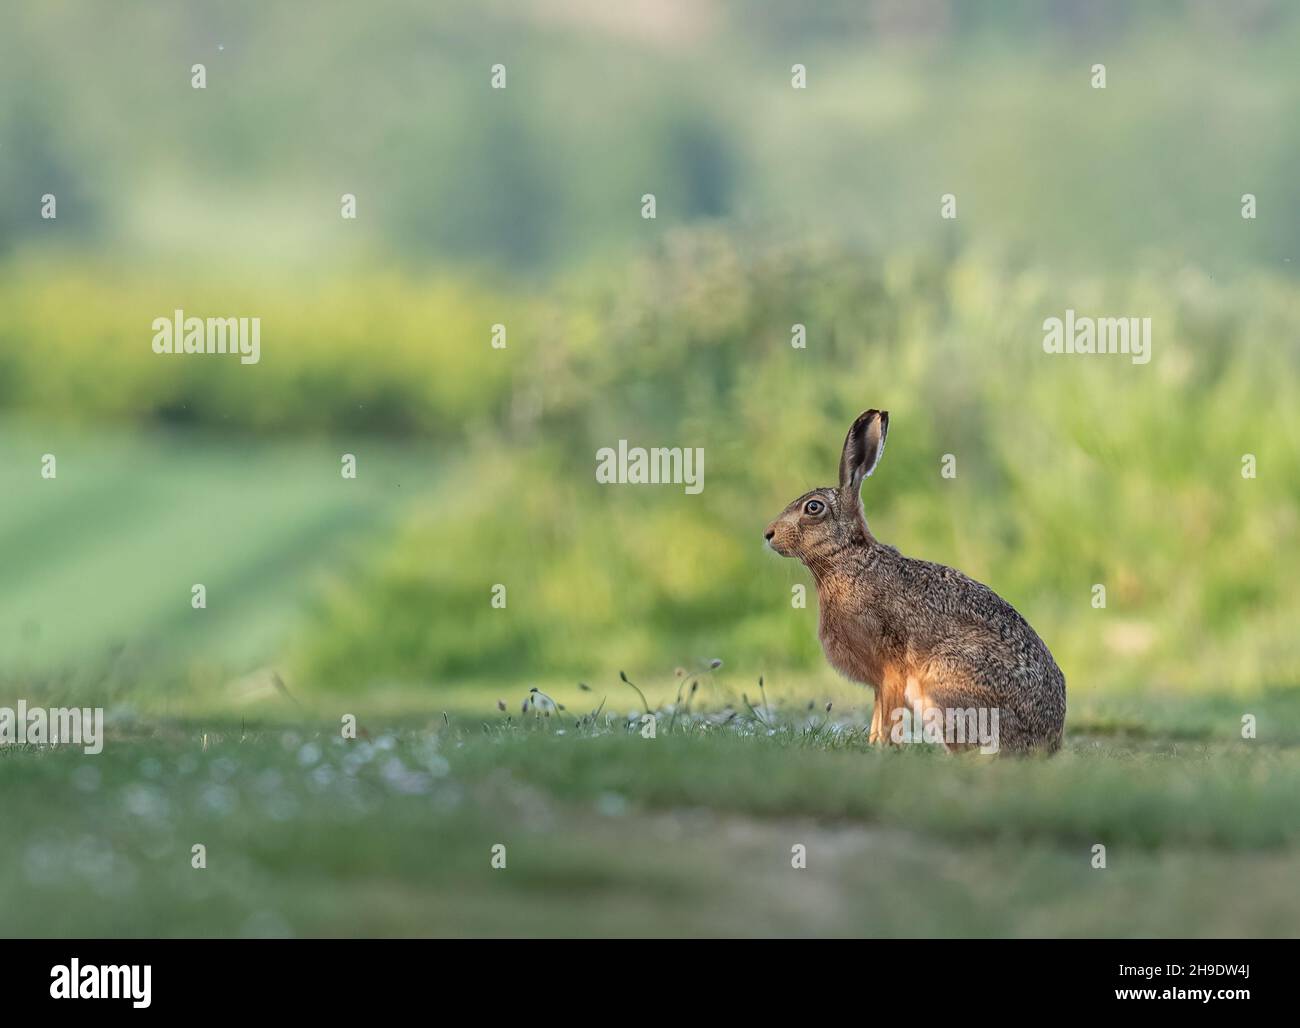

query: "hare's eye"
xmin=803 ymin=499 xmax=825 ymax=516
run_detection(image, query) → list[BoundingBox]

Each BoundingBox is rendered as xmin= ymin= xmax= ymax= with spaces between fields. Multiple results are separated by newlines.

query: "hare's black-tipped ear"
xmin=838 ymin=409 xmax=889 ymax=498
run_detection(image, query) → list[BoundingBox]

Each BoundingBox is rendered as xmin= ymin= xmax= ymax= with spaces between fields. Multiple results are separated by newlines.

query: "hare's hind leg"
xmin=914 ymin=670 xmax=1007 ymax=754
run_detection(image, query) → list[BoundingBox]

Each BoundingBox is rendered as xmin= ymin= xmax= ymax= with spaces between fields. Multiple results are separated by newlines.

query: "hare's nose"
xmin=764 ymin=528 xmax=775 ymax=541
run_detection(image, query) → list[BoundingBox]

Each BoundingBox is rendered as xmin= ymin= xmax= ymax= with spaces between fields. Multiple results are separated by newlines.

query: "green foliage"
xmin=295 ymin=234 xmax=1300 ymax=693
xmin=0 ymin=261 xmax=522 ymax=437
xmin=4 ymin=3 xmax=1300 ymax=272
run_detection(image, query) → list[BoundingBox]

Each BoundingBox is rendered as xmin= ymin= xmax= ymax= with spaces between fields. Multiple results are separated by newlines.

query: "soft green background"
xmin=1 ymin=1 xmax=1297 ymax=937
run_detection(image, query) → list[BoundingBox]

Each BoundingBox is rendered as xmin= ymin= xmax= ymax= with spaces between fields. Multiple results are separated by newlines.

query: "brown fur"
xmin=765 ymin=410 xmax=1065 ymax=754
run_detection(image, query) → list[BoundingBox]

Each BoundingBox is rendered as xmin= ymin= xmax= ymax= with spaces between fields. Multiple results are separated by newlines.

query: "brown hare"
xmin=764 ymin=410 xmax=1065 ymax=754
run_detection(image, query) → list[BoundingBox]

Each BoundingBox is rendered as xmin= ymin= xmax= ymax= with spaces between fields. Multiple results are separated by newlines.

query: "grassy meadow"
xmin=5 ymin=694 xmax=1300 ymax=937
xmin=3 ymin=241 xmax=1297 ymax=937
xmin=2 ymin=2 xmax=1299 ymax=937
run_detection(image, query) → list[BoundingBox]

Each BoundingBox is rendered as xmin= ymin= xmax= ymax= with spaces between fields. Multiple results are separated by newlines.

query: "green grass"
xmin=4 ymin=689 xmax=1299 ymax=938
xmin=0 ymin=418 xmax=435 ymax=682
xmin=4 ymin=2 xmax=1298 ymax=941
xmin=0 ymin=241 xmax=1294 ymax=937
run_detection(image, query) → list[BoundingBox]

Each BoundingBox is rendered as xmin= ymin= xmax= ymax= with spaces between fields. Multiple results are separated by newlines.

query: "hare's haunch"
xmin=764 ymin=410 xmax=1066 ymax=754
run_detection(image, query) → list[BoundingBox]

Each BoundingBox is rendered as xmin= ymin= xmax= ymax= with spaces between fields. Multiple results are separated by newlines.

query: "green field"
xmin=4 ymin=686 xmax=1299 ymax=937
xmin=3 ymin=2 xmax=1299 ymax=940
xmin=2 ymin=244 xmax=1297 ymax=936
xmin=0 ymin=419 xmax=434 ymax=686
xmin=3 ymin=243 xmax=1296 ymax=937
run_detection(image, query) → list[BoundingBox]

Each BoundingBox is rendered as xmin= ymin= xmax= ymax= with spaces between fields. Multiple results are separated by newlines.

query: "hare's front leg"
xmin=868 ymin=692 xmax=885 ymax=744
xmin=868 ymin=680 xmax=906 ymax=746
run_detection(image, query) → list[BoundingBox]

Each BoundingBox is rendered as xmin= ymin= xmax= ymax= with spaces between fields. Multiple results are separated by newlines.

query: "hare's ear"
xmin=838 ymin=409 xmax=889 ymax=498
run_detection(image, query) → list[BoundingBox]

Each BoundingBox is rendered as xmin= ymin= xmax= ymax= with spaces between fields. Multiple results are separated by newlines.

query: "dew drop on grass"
xmin=209 ymin=757 xmax=239 ymax=782
xmin=23 ymin=842 xmax=62 ymax=885
xmin=265 ymin=792 xmax=300 ymax=822
xmin=596 ymin=792 xmax=628 ymax=817
xmin=122 ymin=783 xmax=169 ymax=820
xmin=200 ymin=783 xmax=237 ymax=816
xmin=254 ymin=769 xmax=284 ymax=794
